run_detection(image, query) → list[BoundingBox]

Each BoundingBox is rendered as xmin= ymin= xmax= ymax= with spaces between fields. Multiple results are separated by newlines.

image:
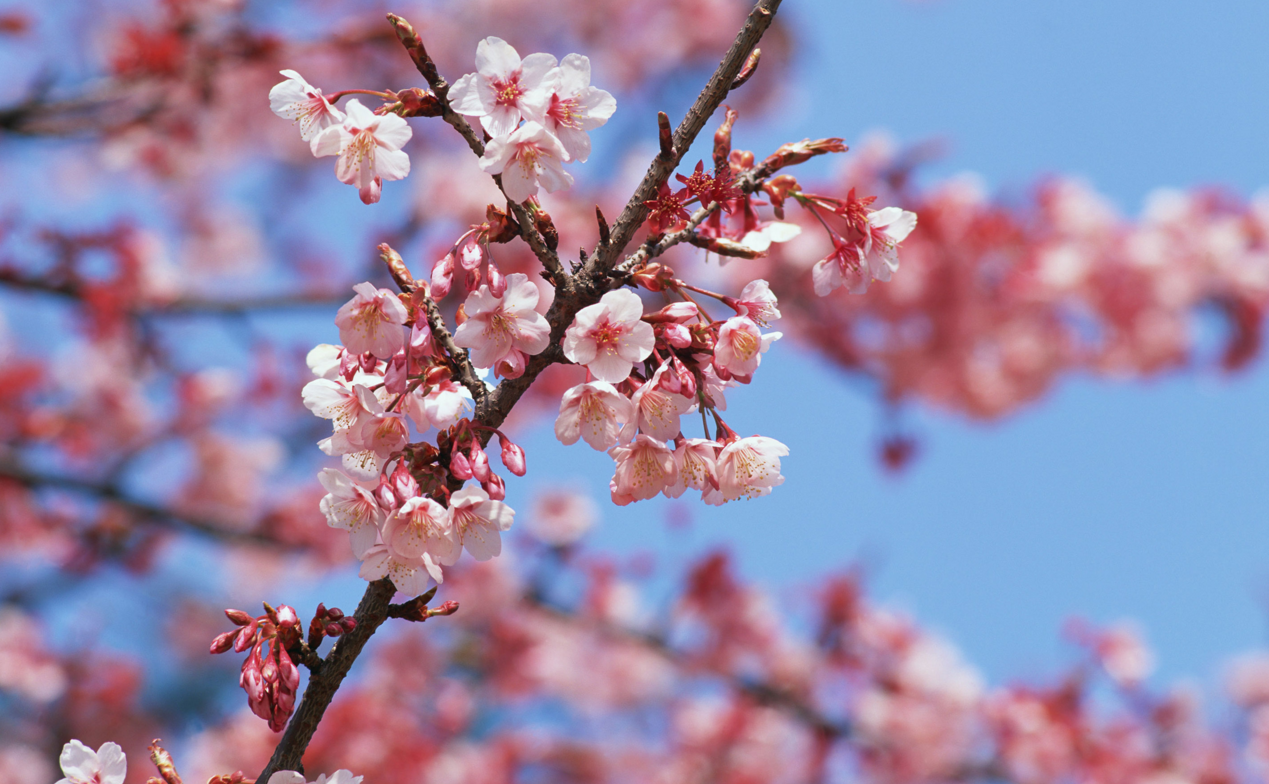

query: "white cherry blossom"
xmin=449 ymin=37 xmax=557 ymax=138
xmin=562 ymin=288 xmax=655 ymax=382
xmin=452 ymin=273 xmax=551 ymax=369
xmin=56 ymin=740 xmax=125 ymax=784
xmin=555 ymin=381 xmax=635 ymax=451
xmin=665 ymin=438 xmax=720 ymax=499
xmin=311 ymin=99 xmax=412 ymax=205
xmin=733 ymin=279 xmax=781 ymax=325
xmin=269 ymin=69 xmax=346 ymax=141
xmin=535 ymin=54 xmax=616 ymax=162
xmin=479 ymin=122 xmax=573 ymax=203
xmin=713 ymin=436 xmax=788 ymax=503
xmin=360 ymin=544 xmax=444 ymax=593
xmin=318 ymin=468 xmax=384 ymax=559
xmin=863 ymin=206 xmax=918 ymax=283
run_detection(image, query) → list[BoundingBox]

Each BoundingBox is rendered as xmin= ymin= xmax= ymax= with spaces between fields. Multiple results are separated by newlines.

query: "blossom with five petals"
xmin=359 ymin=544 xmax=444 ymax=593
xmin=449 ymin=37 xmax=556 ymax=138
xmin=862 ymin=206 xmax=918 ymax=283
xmin=57 ymin=740 xmax=126 ymax=784
xmin=555 ymin=381 xmax=635 ymax=451
xmin=452 ymin=273 xmax=551 ymax=369
xmin=714 ymin=316 xmax=781 ymax=378
xmin=450 ymin=485 xmax=515 ymax=560
xmin=478 ymin=122 xmax=573 ymax=203
xmin=562 ymin=288 xmax=655 ymax=382
xmin=624 ymin=362 xmax=694 ymax=443
xmin=311 ymin=99 xmax=412 ymax=205
xmin=536 ymin=54 xmax=616 ymax=162
xmin=269 ymin=70 xmax=346 ymax=141
xmin=384 ymin=496 xmax=461 ymax=565
xmin=334 ymin=282 xmax=408 ymax=359
xmin=665 ymin=438 xmax=720 ymax=499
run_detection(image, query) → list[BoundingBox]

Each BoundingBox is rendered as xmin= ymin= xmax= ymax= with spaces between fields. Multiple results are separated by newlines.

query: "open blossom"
xmin=537 ymin=53 xmax=616 ymax=162
xmin=449 ymin=37 xmax=556 ymax=138
xmin=811 ymin=238 xmax=866 ymax=296
xmin=555 ymin=381 xmax=635 ymax=451
xmin=269 ymin=69 xmax=345 ymax=141
xmin=360 ymin=543 xmax=444 ymax=593
xmin=665 ymin=438 xmax=720 ymax=499
xmin=268 ymin=772 xmax=363 ymax=784
xmin=452 ymin=273 xmax=551 ymax=369
xmin=302 ymin=379 xmax=383 ymax=455
xmin=450 ymin=485 xmax=515 ymax=560
xmin=609 ymin=434 xmax=677 ymax=504
xmin=405 ymin=378 xmax=474 ymax=432
xmin=863 ymin=206 xmax=918 ymax=282
xmin=318 ymin=468 xmax=384 ymax=559
xmin=711 ymin=436 xmax=788 ymax=502
xmin=732 ymin=279 xmax=781 ymax=325
xmin=562 ymin=288 xmax=655 ymax=382
xmin=625 ymin=362 xmax=694 ymax=442
xmin=334 ymin=282 xmax=409 ymax=358
xmin=57 ymin=740 xmax=125 ymax=784
xmin=384 ymin=496 xmax=460 ymax=565
xmin=479 ymin=122 xmax=573 ymax=203
xmin=714 ymin=316 xmax=781 ymax=378
xmin=311 ymin=99 xmax=412 ymax=205
xmin=739 ymin=220 xmax=801 ymax=253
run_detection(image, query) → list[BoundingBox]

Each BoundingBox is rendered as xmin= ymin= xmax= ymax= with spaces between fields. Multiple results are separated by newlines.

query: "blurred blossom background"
xmin=1 ymin=0 xmax=1268 ymax=782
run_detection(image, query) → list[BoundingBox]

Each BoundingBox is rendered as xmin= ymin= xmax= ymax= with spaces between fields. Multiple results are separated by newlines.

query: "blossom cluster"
xmin=303 ymin=280 xmax=518 ymax=595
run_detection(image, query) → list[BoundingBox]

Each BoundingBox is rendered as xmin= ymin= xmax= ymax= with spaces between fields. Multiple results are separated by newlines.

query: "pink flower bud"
xmin=211 ymin=630 xmax=236 ymax=654
xmin=465 ymin=266 xmax=483 ymax=291
xmin=390 ymin=462 xmax=419 ymax=501
xmin=410 ymin=316 xmax=434 ymax=358
xmin=325 ymin=607 xmax=344 ymax=621
xmin=325 ymin=622 xmax=344 ymax=637
xmin=663 ymin=322 xmax=692 ymax=348
xmin=484 ymin=473 xmax=506 ymax=501
xmin=340 ymin=617 xmax=357 ymax=633
xmin=384 ymin=350 xmax=409 ymax=395
xmin=459 ymin=237 xmax=484 ymax=270
xmin=494 ymin=347 xmax=526 ymax=379
xmin=431 ymin=253 xmax=455 ymax=299
xmin=430 ymin=600 xmax=460 ymax=617
xmin=339 ymin=350 xmax=359 ymax=381
xmin=279 ymin=649 xmax=300 ymax=690
xmin=375 ymin=477 xmax=398 ymax=510
xmin=470 ymin=443 xmax=491 ymax=483
xmin=358 ymin=352 xmax=378 ymax=374
xmin=487 ymin=261 xmax=506 ymax=297
xmin=499 ymin=437 xmax=527 ymax=476
xmin=450 ymin=450 xmax=473 ymax=481
xmin=225 ymin=609 xmax=254 ymax=626
xmin=234 ymin=624 xmax=257 ymax=653
xmin=672 ymin=357 xmax=697 ymax=398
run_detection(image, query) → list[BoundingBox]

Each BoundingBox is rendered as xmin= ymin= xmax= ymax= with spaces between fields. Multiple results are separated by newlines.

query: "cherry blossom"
xmin=384 ymin=496 xmax=460 ymax=565
xmin=739 ymin=220 xmax=801 ymax=253
xmin=450 ymin=485 xmax=515 ymax=560
xmin=811 ymin=238 xmax=867 ymax=296
xmin=310 ymin=99 xmax=412 ymax=205
xmin=302 ymin=379 xmax=383 ymax=457
xmin=714 ymin=315 xmax=781 ymax=378
xmin=863 ymin=206 xmax=919 ymax=283
xmin=536 ymin=54 xmax=617 ymax=162
xmin=268 ymin=69 xmax=346 ymax=141
xmin=359 ymin=543 xmax=444 ymax=593
xmin=405 ymin=378 xmax=474 ymax=432
xmin=56 ymin=740 xmax=126 ymax=784
xmin=712 ymin=436 xmax=788 ymax=502
xmin=665 ymin=438 xmax=720 ymax=498
xmin=555 ymin=381 xmax=636 ymax=451
xmin=609 ymin=434 xmax=677 ymax=504
xmin=562 ymin=288 xmax=655 ymax=382
xmin=452 ymin=273 xmax=551 ymax=369
xmin=478 ymin=122 xmax=573 ymax=203
xmin=625 ymin=362 xmax=694 ymax=443
xmin=449 ymin=37 xmax=557 ymax=138
xmin=730 ymin=279 xmax=781 ymax=325
xmin=333 ymin=282 xmax=409 ymax=359
xmin=318 ymin=468 xmax=385 ymax=559
xmin=267 ymin=769 xmax=363 ymax=784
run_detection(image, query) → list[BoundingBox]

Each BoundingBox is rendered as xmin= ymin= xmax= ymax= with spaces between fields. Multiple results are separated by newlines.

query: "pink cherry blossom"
xmin=302 ymin=379 xmax=383 ymax=456
xmin=609 ymin=434 xmax=677 ymax=504
xmin=478 ymin=121 xmax=573 ymax=204
xmin=665 ymin=438 xmax=720 ymax=498
xmin=714 ymin=315 xmax=781 ymax=377
xmin=811 ymin=238 xmax=867 ymax=296
xmin=562 ymin=288 xmax=655 ymax=382
xmin=310 ymin=99 xmax=412 ymax=205
xmin=56 ymin=740 xmax=126 ymax=784
xmin=333 ymin=282 xmax=409 ymax=359
xmin=452 ymin=273 xmax=551 ymax=369
xmin=405 ymin=378 xmax=474 ymax=432
xmin=712 ymin=436 xmax=788 ymax=502
xmin=731 ymin=279 xmax=781 ymax=325
xmin=359 ymin=544 xmax=444 ymax=594
xmin=267 ymin=772 xmax=363 ymax=784
xmin=384 ymin=496 xmax=461 ymax=567
xmin=318 ymin=468 xmax=384 ymax=559
xmin=555 ymin=381 xmax=636 ymax=451
xmin=863 ymin=206 xmax=918 ymax=283
xmin=625 ymin=362 xmax=694 ymax=443
xmin=535 ymin=53 xmax=617 ymax=163
xmin=269 ymin=69 xmax=346 ymax=141
xmin=450 ymin=485 xmax=515 ymax=561
xmin=528 ymin=489 xmax=599 ymax=545
xmin=449 ymin=37 xmax=557 ymax=138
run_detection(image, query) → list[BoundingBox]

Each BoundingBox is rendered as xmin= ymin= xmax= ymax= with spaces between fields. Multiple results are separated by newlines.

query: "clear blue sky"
xmin=513 ymin=0 xmax=1269 ymax=690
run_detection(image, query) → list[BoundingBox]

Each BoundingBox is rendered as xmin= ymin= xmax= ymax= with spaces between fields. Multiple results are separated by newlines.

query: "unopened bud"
xmin=534 ymin=209 xmax=559 ymax=251
xmin=630 ymin=262 xmax=675 ymax=292
xmin=340 ymin=617 xmax=357 ymax=633
xmin=210 ymin=630 xmax=236 ymax=654
xmin=470 ymin=443 xmax=491 ymax=483
xmin=761 ymin=137 xmax=848 ymax=173
xmin=458 ymin=238 xmax=483 ymax=271
xmin=410 ymin=316 xmax=433 ymax=358
xmin=325 ymin=622 xmax=343 ymax=638
xmin=713 ymin=106 xmax=739 ymax=171
xmin=486 ymin=204 xmax=520 ymax=243
xmin=450 ymin=450 xmax=473 ymax=481
xmin=359 ymin=352 xmax=378 ymax=373
xmin=487 ymin=261 xmax=506 ymax=297
xmin=325 ymin=607 xmax=344 ymax=621
xmin=384 ymin=351 xmax=408 ymax=395
xmin=234 ymin=623 xmax=257 ymax=653
xmin=465 ymin=267 xmax=482 ymax=292
xmin=396 ymin=87 xmax=443 ymax=117
xmin=390 ymin=462 xmax=419 ymax=501
xmin=377 ymin=243 xmax=414 ymax=292
xmin=483 ymin=473 xmax=506 ymax=501
xmin=455 ymin=303 xmax=468 ymax=326
xmin=430 ymin=600 xmax=460 ymax=617
xmin=663 ymin=323 xmax=692 ymax=348
xmin=430 ymin=253 xmax=455 ymax=300
xmin=672 ymin=357 xmax=697 ymax=398
xmin=225 ymin=609 xmax=253 ymax=626
xmin=730 ymin=47 xmax=761 ymax=90
xmin=494 ymin=347 xmax=526 ymax=380
xmin=499 ymin=437 xmax=527 ymax=477
xmin=375 ymin=478 xmax=397 ymax=510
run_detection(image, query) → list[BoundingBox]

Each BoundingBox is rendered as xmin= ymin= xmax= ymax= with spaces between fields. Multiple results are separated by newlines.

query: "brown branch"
xmin=258 ymin=578 xmax=397 ymax=781
xmin=420 ymin=280 xmax=489 ymax=403
xmin=582 ymin=0 xmax=782 ymax=280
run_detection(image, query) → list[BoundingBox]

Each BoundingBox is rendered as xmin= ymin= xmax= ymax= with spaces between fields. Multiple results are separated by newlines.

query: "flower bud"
xmin=325 ymin=622 xmax=344 ymax=638
xmin=384 ymin=350 xmax=408 ymax=395
xmin=470 ymin=443 xmax=491 ymax=483
xmin=499 ymin=437 xmax=527 ymax=477
xmin=210 ymin=630 xmax=236 ymax=654
xmin=483 ymin=473 xmax=506 ymax=501
xmin=225 ymin=608 xmax=254 ymax=626
xmin=487 ymin=260 xmax=506 ymax=297
xmin=663 ymin=323 xmax=692 ymax=348
xmin=234 ymin=621 xmax=258 ymax=653
xmin=430 ymin=252 xmax=455 ymax=300
xmin=672 ymin=357 xmax=697 ymax=398
xmin=339 ymin=349 xmax=359 ymax=381
xmin=340 ymin=617 xmax=357 ymax=633
xmin=375 ymin=477 xmax=397 ymax=510
xmin=459 ymin=237 xmax=483 ymax=270
xmin=450 ymin=449 xmax=473 ymax=481
xmin=429 ymin=600 xmax=460 ymax=617
xmin=390 ymin=461 xmax=419 ymax=501
xmin=325 ymin=607 xmax=344 ymax=621
xmin=465 ymin=266 xmax=482 ymax=292
xmin=359 ymin=352 xmax=378 ymax=374
xmin=495 ymin=347 xmax=526 ymax=379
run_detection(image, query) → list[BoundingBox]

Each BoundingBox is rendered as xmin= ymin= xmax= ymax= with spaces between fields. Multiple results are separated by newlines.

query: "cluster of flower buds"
xmin=452 ymin=37 xmax=616 ymax=202
xmin=210 ymin=604 xmax=302 ymax=732
xmin=307 ymin=603 xmax=357 ymax=649
xmin=429 ymin=205 xmax=521 ymax=300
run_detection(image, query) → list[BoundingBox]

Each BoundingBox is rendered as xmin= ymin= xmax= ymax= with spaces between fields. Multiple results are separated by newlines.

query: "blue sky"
xmin=513 ymin=0 xmax=1269 ymax=689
